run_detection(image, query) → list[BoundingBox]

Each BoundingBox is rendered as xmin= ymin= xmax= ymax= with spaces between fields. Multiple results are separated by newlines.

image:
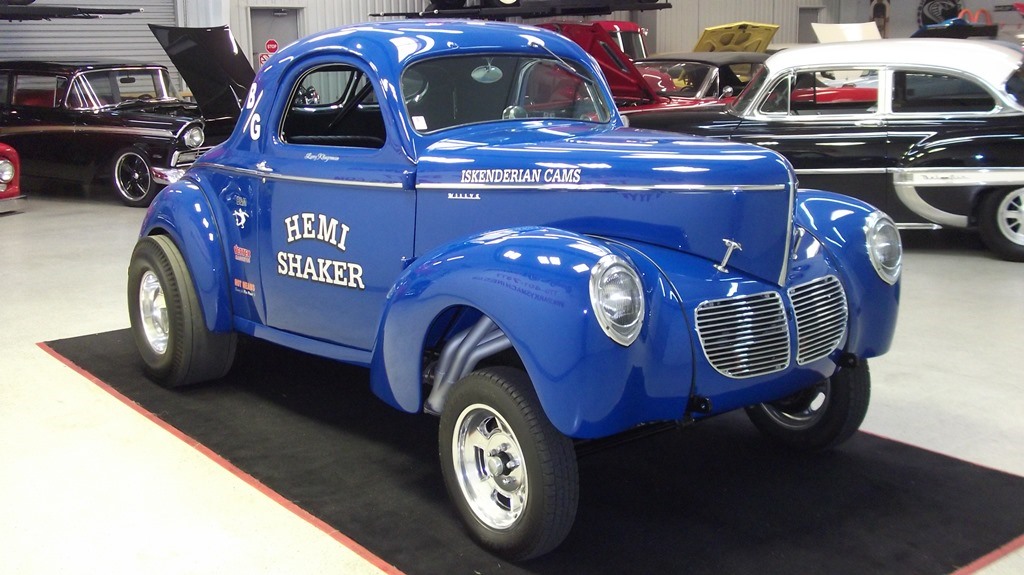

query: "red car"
xmin=0 ymin=142 xmax=23 ymax=212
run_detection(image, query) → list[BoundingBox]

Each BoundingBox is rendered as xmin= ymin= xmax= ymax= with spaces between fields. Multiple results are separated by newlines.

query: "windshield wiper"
xmin=527 ymin=39 xmax=594 ymax=86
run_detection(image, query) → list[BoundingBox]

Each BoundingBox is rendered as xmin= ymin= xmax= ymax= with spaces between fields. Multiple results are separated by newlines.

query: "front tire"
xmin=113 ymin=148 xmax=157 ymax=207
xmin=745 ymin=360 xmax=870 ymax=451
xmin=978 ymin=187 xmax=1024 ymax=261
xmin=439 ymin=367 xmax=578 ymax=560
xmin=127 ymin=235 xmax=236 ymax=387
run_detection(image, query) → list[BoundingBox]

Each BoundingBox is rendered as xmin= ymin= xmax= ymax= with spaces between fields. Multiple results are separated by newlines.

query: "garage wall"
xmin=0 ymin=0 xmax=180 ymax=82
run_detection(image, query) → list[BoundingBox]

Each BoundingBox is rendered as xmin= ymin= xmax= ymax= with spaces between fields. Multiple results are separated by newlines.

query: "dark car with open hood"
xmin=0 ymin=26 xmax=254 ymax=207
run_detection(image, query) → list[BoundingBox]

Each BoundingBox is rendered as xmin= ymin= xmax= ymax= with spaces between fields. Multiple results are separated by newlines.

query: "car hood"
xmin=416 ymin=123 xmax=794 ymax=286
xmin=693 ymin=21 xmax=779 ymax=52
xmin=149 ymin=24 xmax=256 ymax=123
xmin=539 ymin=22 xmax=659 ymax=105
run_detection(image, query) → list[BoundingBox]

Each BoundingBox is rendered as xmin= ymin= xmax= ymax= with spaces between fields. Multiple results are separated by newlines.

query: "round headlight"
xmin=183 ymin=126 xmax=205 ymax=149
xmin=589 ymin=254 xmax=645 ymax=346
xmin=866 ymin=211 xmax=902 ymax=284
xmin=0 ymin=159 xmax=13 ymax=184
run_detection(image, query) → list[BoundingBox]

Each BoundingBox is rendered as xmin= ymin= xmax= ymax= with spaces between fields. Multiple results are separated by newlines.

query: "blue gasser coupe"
xmin=127 ymin=20 xmax=902 ymax=560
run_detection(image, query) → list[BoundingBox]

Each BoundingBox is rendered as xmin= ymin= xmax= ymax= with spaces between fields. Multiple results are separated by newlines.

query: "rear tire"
xmin=978 ymin=187 xmax=1024 ymax=262
xmin=745 ymin=360 xmax=870 ymax=451
xmin=439 ymin=366 xmax=578 ymax=560
xmin=127 ymin=235 xmax=236 ymax=387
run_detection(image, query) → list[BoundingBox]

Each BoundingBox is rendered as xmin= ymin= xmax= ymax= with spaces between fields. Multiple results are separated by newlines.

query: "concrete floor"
xmin=1 ymin=196 xmax=1021 ymax=574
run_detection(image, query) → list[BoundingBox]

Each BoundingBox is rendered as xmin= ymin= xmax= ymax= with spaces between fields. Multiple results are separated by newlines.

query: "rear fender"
xmin=794 ymin=190 xmax=900 ymax=357
xmin=369 ymin=227 xmax=694 ymax=438
xmin=137 ymin=177 xmax=233 ymax=333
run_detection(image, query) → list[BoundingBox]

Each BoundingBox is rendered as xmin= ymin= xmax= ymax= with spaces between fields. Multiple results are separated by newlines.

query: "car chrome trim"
xmin=0 ymin=125 xmax=174 ymax=138
xmin=0 ymin=195 xmax=28 ymax=213
xmin=418 ymin=182 xmax=788 ymax=192
xmin=200 ymin=162 xmax=404 ymax=189
xmin=797 ymin=168 xmax=888 ymax=175
xmin=892 ymin=168 xmax=1024 ymax=228
xmin=694 ymin=291 xmax=791 ymax=379
xmin=896 ymin=222 xmax=942 ymax=230
xmin=788 ymin=275 xmax=848 ymax=365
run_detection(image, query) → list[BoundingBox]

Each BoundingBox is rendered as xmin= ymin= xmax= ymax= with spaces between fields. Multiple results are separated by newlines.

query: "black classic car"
xmin=0 ymin=54 xmax=248 ymax=206
xmin=624 ymin=38 xmax=1024 ymax=261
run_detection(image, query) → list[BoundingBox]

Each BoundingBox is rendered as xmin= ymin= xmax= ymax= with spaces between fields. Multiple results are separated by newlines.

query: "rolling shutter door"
xmin=0 ymin=0 xmax=180 ymax=86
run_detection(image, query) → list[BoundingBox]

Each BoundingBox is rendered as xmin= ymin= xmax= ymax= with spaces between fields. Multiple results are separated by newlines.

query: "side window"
xmin=893 ymin=71 xmax=995 ymax=113
xmin=761 ymin=69 xmax=878 ymax=116
xmin=0 ymin=73 xmax=9 ymax=104
xmin=11 ymin=74 xmax=67 ymax=108
xmin=281 ymin=64 xmax=386 ymax=149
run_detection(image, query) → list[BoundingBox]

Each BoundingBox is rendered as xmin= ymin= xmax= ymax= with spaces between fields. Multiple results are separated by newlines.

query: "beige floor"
xmin=1 ymin=196 xmax=1021 ymax=574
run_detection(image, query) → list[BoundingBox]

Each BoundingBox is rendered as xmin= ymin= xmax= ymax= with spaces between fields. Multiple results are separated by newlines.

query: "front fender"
xmin=794 ymin=190 xmax=900 ymax=357
xmin=138 ymin=177 xmax=233 ymax=333
xmin=369 ymin=227 xmax=695 ymax=438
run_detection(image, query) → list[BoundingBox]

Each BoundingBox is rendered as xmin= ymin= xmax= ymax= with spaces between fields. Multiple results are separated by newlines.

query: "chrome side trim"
xmin=796 ymin=167 xmax=888 ymax=175
xmin=199 ymin=162 xmax=404 ymax=189
xmin=889 ymin=167 xmax=1024 ymax=228
xmin=418 ymin=182 xmax=787 ymax=192
xmin=0 ymin=125 xmax=174 ymax=138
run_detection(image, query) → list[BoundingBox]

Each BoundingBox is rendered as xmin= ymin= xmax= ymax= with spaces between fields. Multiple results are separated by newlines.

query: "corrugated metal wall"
xmin=0 ymin=0 xmax=179 ymax=81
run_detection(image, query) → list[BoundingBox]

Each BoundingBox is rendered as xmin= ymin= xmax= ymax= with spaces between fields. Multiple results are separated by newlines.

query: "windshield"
xmin=402 ymin=54 xmax=612 ymax=134
xmin=1005 ymin=64 xmax=1024 ymax=107
xmin=728 ymin=63 xmax=769 ymax=113
xmin=638 ymin=61 xmax=715 ymax=98
xmin=612 ymin=31 xmax=648 ymax=60
xmin=68 ymin=67 xmax=179 ymax=109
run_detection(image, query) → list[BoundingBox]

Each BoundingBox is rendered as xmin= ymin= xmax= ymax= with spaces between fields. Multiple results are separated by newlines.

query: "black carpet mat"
xmin=45 ymin=329 xmax=1024 ymax=575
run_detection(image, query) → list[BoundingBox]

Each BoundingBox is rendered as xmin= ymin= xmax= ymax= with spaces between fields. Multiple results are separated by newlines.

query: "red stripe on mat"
xmin=38 ymin=341 xmax=405 ymax=575
xmin=951 ymin=533 xmax=1024 ymax=574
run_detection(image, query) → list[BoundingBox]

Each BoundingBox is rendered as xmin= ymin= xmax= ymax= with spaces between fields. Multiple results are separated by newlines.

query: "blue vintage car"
xmin=127 ymin=20 xmax=901 ymax=560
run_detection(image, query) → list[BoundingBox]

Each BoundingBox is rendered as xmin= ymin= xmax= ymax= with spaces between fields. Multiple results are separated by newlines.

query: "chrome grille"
xmin=694 ymin=292 xmax=790 ymax=378
xmin=788 ymin=275 xmax=848 ymax=365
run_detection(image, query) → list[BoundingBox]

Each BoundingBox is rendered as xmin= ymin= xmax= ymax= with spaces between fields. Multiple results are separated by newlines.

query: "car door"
xmin=0 ymin=72 xmax=79 ymax=182
xmin=884 ymin=68 xmax=1008 ymax=225
xmin=730 ymin=67 xmax=892 ymax=213
xmin=256 ymin=60 xmax=415 ymax=352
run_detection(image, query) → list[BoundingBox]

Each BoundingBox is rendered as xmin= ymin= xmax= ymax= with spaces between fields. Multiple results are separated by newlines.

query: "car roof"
xmin=764 ymin=38 xmax=1023 ymax=86
xmin=641 ymin=51 xmax=769 ymax=66
xmin=0 ymin=61 xmax=166 ymax=75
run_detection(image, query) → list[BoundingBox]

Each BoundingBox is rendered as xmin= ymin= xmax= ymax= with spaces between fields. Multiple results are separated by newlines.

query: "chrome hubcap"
xmin=138 ymin=270 xmax=169 ymax=355
xmin=760 ymin=380 xmax=830 ymax=430
xmin=997 ymin=188 xmax=1024 ymax=246
xmin=452 ymin=404 xmax=527 ymax=530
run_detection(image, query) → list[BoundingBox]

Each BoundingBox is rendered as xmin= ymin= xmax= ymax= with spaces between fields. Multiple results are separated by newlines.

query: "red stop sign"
xmin=265 ymin=39 xmax=279 ymax=53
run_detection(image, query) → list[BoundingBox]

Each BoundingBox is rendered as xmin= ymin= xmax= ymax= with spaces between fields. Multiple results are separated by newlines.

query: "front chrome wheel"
xmin=452 ymin=404 xmax=529 ymax=530
xmin=113 ymin=150 xmax=154 ymax=206
xmin=757 ymin=381 xmax=830 ymax=431
xmin=138 ymin=270 xmax=169 ymax=355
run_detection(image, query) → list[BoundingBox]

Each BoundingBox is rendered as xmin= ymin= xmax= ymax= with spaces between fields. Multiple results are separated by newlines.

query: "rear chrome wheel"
xmin=979 ymin=187 xmax=1024 ymax=262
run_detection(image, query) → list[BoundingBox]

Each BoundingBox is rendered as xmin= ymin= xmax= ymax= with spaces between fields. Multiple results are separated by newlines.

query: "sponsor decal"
xmin=459 ymin=167 xmax=582 ymax=184
xmin=233 ymin=277 xmax=256 ymax=296
xmin=277 ymin=212 xmax=365 ymax=290
xmin=305 ymin=152 xmax=340 ymax=162
xmin=233 ymin=208 xmax=249 ymax=229
xmin=235 ymin=196 xmax=248 ymax=207
xmin=233 ymin=244 xmax=251 ymax=264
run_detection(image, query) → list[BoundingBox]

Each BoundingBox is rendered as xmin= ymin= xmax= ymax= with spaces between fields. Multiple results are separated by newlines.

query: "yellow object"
xmin=693 ymin=21 xmax=779 ymax=52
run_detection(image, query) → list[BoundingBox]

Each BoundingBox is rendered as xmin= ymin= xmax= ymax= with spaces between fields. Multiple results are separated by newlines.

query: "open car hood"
xmin=149 ymin=24 xmax=256 ymax=122
xmin=538 ymin=22 xmax=659 ymax=105
xmin=693 ymin=21 xmax=779 ymax=52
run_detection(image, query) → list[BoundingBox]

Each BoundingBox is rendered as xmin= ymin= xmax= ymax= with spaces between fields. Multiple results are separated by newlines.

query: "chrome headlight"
xmin=866 ymin=211 xmax=902 ymax=284
xmin=0 ymin=159 xmax=13 ymax=184
xmin=589 ymin=254 xmax=645 ymax=346
xmin=183 ymin=126 xmax=205 ymax=149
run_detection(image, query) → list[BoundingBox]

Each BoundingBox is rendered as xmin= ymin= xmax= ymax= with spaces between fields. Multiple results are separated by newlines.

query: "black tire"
xmin=127 ymin=235 xmax=236 ymax=388
xmin=439 ymin=366 xmax=578 ymax=560
xmin=745 ymin=360 xmax=870 ymax=451
xmin=113 ymin=148 xmax=157 ymax=207
xmin=978 ymin=187 xmax=1024 ymax=262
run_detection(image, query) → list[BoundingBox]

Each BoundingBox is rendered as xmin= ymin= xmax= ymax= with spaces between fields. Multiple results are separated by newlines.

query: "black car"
xmin=624 ymin=38 xmax=1024 ymax=262
xmin=0 ymin=24 xmax=257 ymax=208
